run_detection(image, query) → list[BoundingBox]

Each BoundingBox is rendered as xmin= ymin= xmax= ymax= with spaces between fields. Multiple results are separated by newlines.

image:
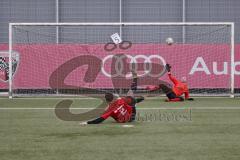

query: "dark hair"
xmin=105 ymin=93 xmax=114 ymax=102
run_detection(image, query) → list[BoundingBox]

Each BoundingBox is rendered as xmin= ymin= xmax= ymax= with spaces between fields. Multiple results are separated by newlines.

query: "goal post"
xmin=230 ymin=23 xmax=235 ymax=98
xmin=8 ymin=22 xmax=235 ymax=98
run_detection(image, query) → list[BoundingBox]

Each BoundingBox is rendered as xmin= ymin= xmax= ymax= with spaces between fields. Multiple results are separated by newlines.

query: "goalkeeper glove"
xmin=165 ymin=64 xmax=171 ymax=72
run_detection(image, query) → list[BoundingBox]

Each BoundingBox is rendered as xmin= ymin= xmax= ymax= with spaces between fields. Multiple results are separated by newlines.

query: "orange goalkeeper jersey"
xmin=168 ymin=73 xmax=189 ymax=99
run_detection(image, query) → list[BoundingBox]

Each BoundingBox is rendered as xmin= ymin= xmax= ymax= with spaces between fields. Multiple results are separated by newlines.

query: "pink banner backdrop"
xmin=0 ymin=44 xmax=240 ymax=89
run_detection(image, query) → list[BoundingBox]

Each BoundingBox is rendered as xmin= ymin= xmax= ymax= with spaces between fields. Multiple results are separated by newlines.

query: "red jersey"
xmin=101 ymin=98 xmax=133 ymax=123
xmin=168 ymin=73 xmax=189 ymax=99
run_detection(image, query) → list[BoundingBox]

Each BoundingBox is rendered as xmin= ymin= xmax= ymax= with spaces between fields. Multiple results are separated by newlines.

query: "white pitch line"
xmin=0 ymin=107 xmax=182 ymax=110
xmin=0 ymin=107 xmax=240 ymax=110
xmin=0 ymin=97 xmax=99 ymax=100
xmin=0 ymin=96 xmax=235 ymax=100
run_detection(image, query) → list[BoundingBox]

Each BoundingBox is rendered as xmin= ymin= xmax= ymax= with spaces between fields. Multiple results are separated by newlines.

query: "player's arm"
xmin=166 ymin=63 xmax=179 ymax=85
xmin=79 ymin=116 xmax=106 ymax=125
xmin=165 ymin=64 xmax=179 ymax=85
xmin=86 ymin=117 xmax=106 ymax=124
xmin=88 ymin=109 xmax=113 ymax=124
xmin=167 ymin=72 xmax=179 ymax=86
xmin=80 ymin=108 xmax=113 ymax=125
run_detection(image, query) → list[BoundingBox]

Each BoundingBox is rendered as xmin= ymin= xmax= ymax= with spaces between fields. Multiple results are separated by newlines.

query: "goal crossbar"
xmin=9 ymin=22 xmax=234 ymax=26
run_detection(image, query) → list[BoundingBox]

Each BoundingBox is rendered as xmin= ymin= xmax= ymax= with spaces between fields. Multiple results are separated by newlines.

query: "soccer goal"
xmin=8 ymin=22 xmax=235 ymax=98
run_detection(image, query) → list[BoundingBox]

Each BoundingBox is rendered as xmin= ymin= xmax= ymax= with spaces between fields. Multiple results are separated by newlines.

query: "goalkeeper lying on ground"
xmin=147 ymin=64 xmax=194 ymax=102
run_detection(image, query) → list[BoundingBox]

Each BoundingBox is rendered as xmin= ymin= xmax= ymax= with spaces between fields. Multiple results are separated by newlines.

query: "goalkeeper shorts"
xmin=167 ymin=92 xmax=184 ymax=101
xmin=167 ymin=92 xmax=177 ymax=99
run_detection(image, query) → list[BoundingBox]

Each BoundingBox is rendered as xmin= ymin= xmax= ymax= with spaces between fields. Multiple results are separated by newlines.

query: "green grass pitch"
xmin=0 ymin=97 xmax=240 ymax=160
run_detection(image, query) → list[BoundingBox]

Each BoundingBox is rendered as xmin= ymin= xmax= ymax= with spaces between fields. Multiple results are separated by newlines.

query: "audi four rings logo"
xmin=101 ymin=54 xmax=166 ymax=78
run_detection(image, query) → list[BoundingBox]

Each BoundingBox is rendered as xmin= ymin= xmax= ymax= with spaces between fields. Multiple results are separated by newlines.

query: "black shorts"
xmin=166 ymin=92 xmax=177 ymax=99
xmin=166 ymin=92 xmax=184 ymax=101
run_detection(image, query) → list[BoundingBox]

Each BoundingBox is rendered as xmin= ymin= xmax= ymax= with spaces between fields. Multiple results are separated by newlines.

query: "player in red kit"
xmin=80 ymin=71 xmax=144 ymax=125
xmin=147 ymin=64 xmax=194 ymax=102
xmin=80 ymin=93 xmax=144 ymax=125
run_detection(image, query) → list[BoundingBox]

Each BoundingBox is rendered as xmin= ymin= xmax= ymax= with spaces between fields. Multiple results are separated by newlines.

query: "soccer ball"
xmin=166 ymin=37 xmax=174 ymax=45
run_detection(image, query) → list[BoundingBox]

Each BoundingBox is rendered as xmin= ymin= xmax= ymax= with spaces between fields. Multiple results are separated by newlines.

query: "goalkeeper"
xmin=147 ymin=64 xmax=194 ymax=102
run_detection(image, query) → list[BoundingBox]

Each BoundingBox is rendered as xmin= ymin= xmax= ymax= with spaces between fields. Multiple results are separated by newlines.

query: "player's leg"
xmin=159 ymin=84 xmax=184 ymax=102
xmin=159 ymin=84 xmax=173 ymax=96
xmin=130 ymin=70 xmax=138 ymax=92
xmin=165 ymin=93 xmax=184 ymax=102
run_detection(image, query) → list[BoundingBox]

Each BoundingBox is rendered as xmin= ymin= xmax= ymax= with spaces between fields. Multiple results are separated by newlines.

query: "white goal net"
xmin=8 ymin=22 xmax=235 ymax=98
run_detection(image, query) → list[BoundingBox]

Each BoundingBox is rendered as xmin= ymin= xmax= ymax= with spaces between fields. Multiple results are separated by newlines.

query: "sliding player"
xmin=80 ymin=93 xmax=144 ymax=125
xmin=147 ymin=64 xmax=194 ymax=102
xmin=80 ymin=71 xmax=144 ymax=125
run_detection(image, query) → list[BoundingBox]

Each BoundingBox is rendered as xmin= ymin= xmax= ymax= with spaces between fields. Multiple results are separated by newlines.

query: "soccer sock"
xmin=169 ymin=97 xmax=184 ymax=102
